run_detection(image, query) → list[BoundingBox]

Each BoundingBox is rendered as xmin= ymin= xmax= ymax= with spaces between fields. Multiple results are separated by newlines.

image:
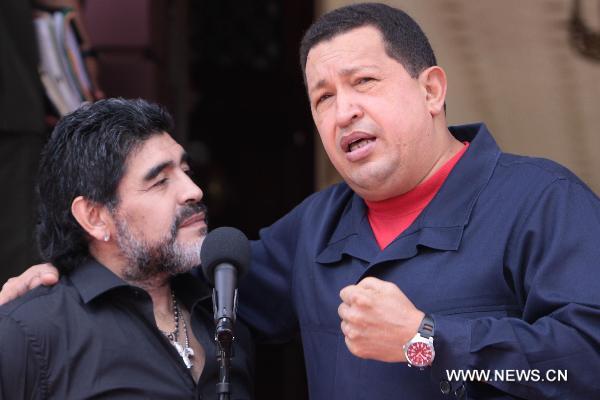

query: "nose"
xmin=179 ymin=171 xmax=203 ymax=205
xmin=335 ymin=91 xmax=363 ymax=129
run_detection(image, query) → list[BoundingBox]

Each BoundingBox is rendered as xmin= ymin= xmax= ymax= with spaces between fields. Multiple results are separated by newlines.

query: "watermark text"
xmin=445 ymin=369 xmax=568 ymax=383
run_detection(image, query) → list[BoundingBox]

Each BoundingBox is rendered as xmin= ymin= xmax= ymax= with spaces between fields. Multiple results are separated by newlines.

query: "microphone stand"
xmin=213 ymin=289 xmax=238 ymax=400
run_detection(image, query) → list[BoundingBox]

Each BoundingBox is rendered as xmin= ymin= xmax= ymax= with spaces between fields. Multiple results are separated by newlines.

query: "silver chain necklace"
xmin=161 ymin=289 xmax=195 ymax=369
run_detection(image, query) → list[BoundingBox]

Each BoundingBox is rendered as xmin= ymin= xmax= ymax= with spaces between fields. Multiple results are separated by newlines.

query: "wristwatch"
xmin=403 ymin=314 xmax=435 ymax=368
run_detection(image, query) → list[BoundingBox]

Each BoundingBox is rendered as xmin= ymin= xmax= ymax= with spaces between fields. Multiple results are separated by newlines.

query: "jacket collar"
xmin=316 ymin=123 xmax=500 ymax=265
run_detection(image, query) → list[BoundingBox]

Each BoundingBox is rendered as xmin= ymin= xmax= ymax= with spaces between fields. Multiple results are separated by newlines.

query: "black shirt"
xmin=0 ymin=260 xmax=254 ymax=399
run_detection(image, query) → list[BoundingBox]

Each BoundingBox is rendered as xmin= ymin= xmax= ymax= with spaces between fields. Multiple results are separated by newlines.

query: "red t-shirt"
xmin=366 ymin=143 xmax=469 ymax=249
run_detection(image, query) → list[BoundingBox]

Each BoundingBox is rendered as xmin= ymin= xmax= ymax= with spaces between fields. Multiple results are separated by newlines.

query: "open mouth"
xmin=348 ymin=138 xmax=375 ymax=153
xmin=341 ymin=132 xmax=376 ymax=153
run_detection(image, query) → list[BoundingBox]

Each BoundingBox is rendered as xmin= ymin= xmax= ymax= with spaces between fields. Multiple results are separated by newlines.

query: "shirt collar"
xmin=316 ymin=123 xmax=500 ymax=264
xmin=68 ymin=258 xmax=130 ymax=304
xmin=68 ymin=258 xmax=211 ymax=305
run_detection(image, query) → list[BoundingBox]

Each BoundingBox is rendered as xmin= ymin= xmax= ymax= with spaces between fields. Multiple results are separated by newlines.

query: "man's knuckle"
xmin=345 ymin=309 xmax=361 ymax=324
xmin=340 ymin=320 xmax=348 ymax=333
xmin=346 ymin=327 xmax=358 ymax=340
xmin=354 ymin=293 xmax=372 ymax=308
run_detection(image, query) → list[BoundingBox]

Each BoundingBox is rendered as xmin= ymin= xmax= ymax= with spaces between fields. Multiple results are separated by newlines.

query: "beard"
xmin=113 ymin=202 xmax=207 ymax=283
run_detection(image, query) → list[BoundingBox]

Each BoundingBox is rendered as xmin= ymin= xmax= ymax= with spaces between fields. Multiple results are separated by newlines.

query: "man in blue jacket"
xmin=2 ymin=3 xmax=600 ymax=399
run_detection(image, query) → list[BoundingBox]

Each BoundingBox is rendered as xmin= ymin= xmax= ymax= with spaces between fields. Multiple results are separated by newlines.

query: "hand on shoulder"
xmin=0 ymin=263 xmax=59 ymax=306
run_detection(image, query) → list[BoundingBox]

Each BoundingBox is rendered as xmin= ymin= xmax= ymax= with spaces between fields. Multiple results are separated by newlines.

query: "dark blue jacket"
xmin=239 ymin=123 xmax=600 ymax=399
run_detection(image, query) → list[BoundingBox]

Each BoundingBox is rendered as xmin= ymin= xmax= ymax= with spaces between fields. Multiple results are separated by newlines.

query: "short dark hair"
xmin=299 ymin=3 xmax=437 ymax=80
xmin=36 ymin=98 xmax=174 ymax=274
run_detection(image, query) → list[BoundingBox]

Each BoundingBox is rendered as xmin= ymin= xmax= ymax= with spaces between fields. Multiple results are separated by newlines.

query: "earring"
xmin=103 ymin=232 xmax=110 ymax=242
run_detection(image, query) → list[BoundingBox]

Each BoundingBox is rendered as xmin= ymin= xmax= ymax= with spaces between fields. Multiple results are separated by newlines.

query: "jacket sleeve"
xmin=237 ymin=205 xmax=304 ymax=343
xmin=429 ymin=179 xmax=600 ymax=399
xmin=0 ymin=315 xmax=44 ymax=400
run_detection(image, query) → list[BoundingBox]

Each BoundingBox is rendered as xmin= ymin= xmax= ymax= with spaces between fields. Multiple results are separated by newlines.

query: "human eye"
xmin=314 ymin=93 xmax=332 ymax=108
xmin=151 ymin=177 xmax=169 ymax=189
xmin=356 ymin=76 xmax=375 ymax=85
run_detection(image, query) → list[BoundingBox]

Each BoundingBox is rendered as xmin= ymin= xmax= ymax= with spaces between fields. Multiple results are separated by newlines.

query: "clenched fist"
xmin=338 ymin=276 xmax=425 ymax=362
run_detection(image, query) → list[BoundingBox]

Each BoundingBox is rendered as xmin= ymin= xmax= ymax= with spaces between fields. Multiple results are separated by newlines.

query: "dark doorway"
xmin=188 ymin=1 xmax=314 ymax=399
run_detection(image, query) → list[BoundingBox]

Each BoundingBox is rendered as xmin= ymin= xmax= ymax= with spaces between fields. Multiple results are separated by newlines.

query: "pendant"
xmin=173 ymin=341 xmax=195 ymax=369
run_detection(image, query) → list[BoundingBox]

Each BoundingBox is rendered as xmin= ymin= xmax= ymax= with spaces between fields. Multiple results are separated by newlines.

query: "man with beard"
xmin=0 ymin=98 xmax=253 ymax=399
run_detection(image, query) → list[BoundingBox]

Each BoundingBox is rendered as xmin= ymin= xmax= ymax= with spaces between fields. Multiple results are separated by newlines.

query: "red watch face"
xmin=406 ymin=341 xmax=433 ymax=367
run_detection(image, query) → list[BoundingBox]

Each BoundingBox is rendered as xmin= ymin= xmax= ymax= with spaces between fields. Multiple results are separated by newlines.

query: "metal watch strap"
xmin=418 ymin=314 xmax=435 ymax=339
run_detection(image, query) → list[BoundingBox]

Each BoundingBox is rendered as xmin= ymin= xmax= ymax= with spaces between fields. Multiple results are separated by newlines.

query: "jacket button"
xmin=454 ymin=383 xmax=466 ymax=399
xmin=440 ymin=379 xmax=452 ymax=395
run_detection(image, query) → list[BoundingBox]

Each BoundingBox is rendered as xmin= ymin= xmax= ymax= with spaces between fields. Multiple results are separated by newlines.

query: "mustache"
xmin=339 ymin=120 xmax=378 ymax=137
xmin=174 ymin=202 xmax=208 ymax=230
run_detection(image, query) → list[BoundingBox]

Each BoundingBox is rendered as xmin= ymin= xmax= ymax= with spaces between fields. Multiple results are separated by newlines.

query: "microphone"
xmin=201 ymin=227 xmax=250 ymax=342
xmin=201 ymin=227 xmax=250 ymax=400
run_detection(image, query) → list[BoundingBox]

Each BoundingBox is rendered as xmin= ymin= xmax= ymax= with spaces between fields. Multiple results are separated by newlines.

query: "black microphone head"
xmin=200 ymin=226 xmax=250 ymax=285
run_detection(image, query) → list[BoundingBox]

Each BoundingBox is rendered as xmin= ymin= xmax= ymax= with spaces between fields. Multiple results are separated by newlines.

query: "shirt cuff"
xmin=429 ymin=314 xmax=472 ymax=397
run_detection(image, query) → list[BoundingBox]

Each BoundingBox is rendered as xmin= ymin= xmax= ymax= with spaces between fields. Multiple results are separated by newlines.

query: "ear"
xmin=419 ymin=66 xmax=447 ymax=116
xmin=71 ymin=196 xmax=112 ymax=242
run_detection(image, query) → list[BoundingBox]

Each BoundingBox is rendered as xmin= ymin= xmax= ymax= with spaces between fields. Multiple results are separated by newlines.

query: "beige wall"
xmin=314 ymin=0 xmax=600 ymax=193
